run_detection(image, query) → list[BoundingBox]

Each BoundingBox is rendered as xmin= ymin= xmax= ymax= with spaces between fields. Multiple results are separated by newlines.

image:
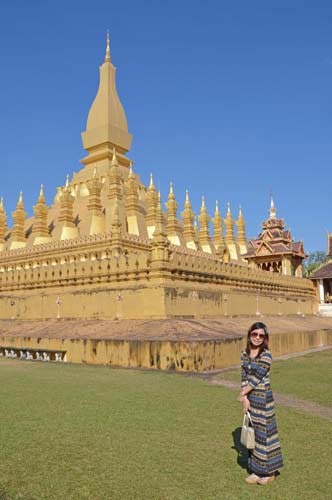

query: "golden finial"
xmin=38 ymin=184 xmax=45 ymax=203
xmin=0 ymin=197 xmax=3 ymax=208
xmin=65 ymin=175 xmax=69 ymax=188
xmin=170 ymin=182 xmax=174 ymax=194
xmin=215 ymin=200 xmax=220 ymax=214
xmin=201 ymin=196 xmax=206 ymax=209
xmin=129 ymin=162 xmax=134 ymax=178
xmin=269 ymin=192 xmax=277 ymax=219
xmin=105 ymin=30 xmax=111 ymax=63
xmin=227 ymin=202 xmax=231 ymax=214
xmin=239 ymin=205 xmax=243 ymax=217
xmin=149 ymin=173 xmax=154 ymax=188
xmin=185 ymin=190 xmax=189 ymax=202
xmin=93 ymin=166 xmax=98 ymax=178
xmin=158 ymin=191 xmax=161 ymax=202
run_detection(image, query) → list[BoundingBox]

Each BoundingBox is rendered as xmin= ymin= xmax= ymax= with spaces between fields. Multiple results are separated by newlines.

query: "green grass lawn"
xmin=219 ymin=348 xmax=332 ymax=407
xmin=0 ymin=359 xmax=331 ymax=500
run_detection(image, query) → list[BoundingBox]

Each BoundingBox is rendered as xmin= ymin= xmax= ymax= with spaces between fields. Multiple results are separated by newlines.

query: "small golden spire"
xmin=105 ymin=30 xmax=111 ymax=63
xmin=38 ymin=184 xmax=45 ymax=203
xmin=65 ymin=175 xmax=69 ymax=188
xmin=129 ymin=162 xmax=134 ymax=178
xmin=185 ymin=190 xmax=189 ymax=202
xmin=93 ymin=166 xmax=98 ymax=178
xmin=215 ymin=200 xmax=220 ymax=215
xmin=227 ymin=201 xmax=231 ymax=214
xmin=201 ymin=196 xmax=206 ymax=209
xmin=111 ymin=147 xmax=118 ymax=166
xmin=149 ymin=173 xmax=154 ymax=188
xmin=170 ymin=182 xmax=174 ymax=195
xmin=0 ymin=197 xmax=4 ymax=209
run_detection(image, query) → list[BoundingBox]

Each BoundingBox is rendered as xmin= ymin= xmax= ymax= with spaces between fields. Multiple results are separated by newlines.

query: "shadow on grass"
xmin=232 ymin=427 xmax=250 ymax=472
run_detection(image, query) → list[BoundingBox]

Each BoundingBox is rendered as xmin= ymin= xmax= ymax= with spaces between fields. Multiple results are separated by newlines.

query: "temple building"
xmin=310 ymin=233 xmax=332 ymax=316
xmin=0 ymin=36 xmax=316 ymax=320
xmin=244 ymin=196 xmax=306 ymax=277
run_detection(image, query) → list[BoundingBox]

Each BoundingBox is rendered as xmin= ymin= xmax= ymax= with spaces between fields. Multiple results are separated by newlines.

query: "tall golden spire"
xmin=125 ymin=163 xmax=139 ymax=215
xmin=212 ymin=200 xmax=224 ymax=252
xmin=146 ymin=173 xmax=158 ymax=230
xmin=236 ymin=205 xmax=246 ymax=246
xmin=55 ymin=176 xmax=79 ymax=240
xmin=198 ymin=196 xmax=211 ymax=251
xmin=0 ymin=197 xmax=7 ymax=246
xmin=111 ymin=195 xmax=122 ymax=236
xmin=87 ymin=169 xmax=103 ymax=214
xmin=81 ymin=35 xmax=132 ymax=165
xmin=165 ymin=182 xmax=181 ymax=242
xmin=181 ymin=190 xmax=196 ymax=247
xmin=86 ymin=168 xmax=105 ymax=235
xmin=10 ymin=192 xmax=27 ymax=248
xmin=31 ymin=184 xmax=51 ymax=244
xmin=108 ymin=149 xmax=122 ymax=200
xmin=225 ymin=202 xmax=235 ymax=243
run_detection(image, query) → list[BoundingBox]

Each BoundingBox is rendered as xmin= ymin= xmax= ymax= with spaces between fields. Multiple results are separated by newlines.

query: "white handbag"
xmin=240 ymin=412 xmax=255 ymax=449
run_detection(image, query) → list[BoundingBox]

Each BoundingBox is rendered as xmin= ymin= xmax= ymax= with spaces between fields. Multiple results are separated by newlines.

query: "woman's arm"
xmin=240 ymin=351 xmax=272 ymax=396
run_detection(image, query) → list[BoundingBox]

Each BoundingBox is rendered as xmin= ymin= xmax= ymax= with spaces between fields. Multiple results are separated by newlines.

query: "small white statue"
xmin=10 ymin=350 xmax=17 ymax=358
xmin=42 ymin=352 xmax=50 ymax=361
xmin=5 ymin=349 xmax=9 ymax=357
xmin=19 ymin=351 xmax=27 ymax=359
xmin=26 ymin=351 xmax=34 ymax=360
xmin=35 ymin=352 xmax=42 ymax=360
xmin=55 ymin=352 xmax=62 ymax=362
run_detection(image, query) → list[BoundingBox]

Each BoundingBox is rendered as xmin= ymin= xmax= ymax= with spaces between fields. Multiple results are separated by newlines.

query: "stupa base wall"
xmin=0 ymin=328 xmax=331 ymax=371
xmin=0 ymin=281 xmax=317 ymax=320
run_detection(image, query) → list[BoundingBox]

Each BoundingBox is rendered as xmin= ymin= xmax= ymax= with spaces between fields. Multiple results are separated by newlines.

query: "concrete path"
xmin=198 ymin=346 xmax=332 ymax=421
xmin=209 ymin=377 xmax=332 ymax=421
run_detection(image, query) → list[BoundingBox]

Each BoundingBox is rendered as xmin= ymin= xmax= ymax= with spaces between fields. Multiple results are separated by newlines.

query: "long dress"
xmin=241 ymin=348 xmax=284 ymax=476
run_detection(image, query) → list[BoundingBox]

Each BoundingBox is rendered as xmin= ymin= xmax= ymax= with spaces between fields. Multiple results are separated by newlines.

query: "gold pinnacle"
xmin=105 ymin=30 xmax=111 ymax=62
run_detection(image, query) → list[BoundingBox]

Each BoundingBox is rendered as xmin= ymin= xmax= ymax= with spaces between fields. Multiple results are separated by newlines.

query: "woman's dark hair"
xmin=246 ymin=322 xmax=269 ymax=356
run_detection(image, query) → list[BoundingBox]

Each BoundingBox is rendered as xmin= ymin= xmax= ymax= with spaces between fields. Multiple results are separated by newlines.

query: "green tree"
xmin=304 ymin=250 xmax=329 ymax=277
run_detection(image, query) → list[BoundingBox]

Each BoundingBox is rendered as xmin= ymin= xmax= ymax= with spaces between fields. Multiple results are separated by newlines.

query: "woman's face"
xmin=249 ymin=328 xmax=265 ymax=348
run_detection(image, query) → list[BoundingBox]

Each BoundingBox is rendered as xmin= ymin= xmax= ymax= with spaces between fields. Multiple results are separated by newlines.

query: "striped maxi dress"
xmin=241 ymin=348 xmax=284 ymax=476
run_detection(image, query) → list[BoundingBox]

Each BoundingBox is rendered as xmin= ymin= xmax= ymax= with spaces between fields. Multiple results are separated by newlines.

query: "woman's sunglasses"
xmin=250 ymin=332 xmax=265 ymax=340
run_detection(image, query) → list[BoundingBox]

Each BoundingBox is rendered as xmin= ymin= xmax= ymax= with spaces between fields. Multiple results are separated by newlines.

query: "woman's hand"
xmin=242 ymin=396 xmax=250 ymax=413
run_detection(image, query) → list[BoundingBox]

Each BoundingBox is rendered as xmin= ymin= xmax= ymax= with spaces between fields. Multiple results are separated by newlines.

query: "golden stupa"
xmin=0 ymin=36 xmax=316 ymax=320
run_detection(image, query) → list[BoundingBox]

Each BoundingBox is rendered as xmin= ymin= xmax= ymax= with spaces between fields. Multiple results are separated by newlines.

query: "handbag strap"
xmin=243 ymin=411 xmax=253 ymax=427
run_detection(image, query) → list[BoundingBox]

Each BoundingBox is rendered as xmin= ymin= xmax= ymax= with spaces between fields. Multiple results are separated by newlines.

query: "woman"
xmin=239 ymin=322 xmax=283 ymax=485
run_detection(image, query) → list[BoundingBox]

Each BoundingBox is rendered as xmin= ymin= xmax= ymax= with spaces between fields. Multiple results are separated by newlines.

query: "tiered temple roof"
xmin=244 ymin=196 xmax=306 ymax=276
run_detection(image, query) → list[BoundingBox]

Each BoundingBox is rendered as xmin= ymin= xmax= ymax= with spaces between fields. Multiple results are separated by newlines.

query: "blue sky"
xmin=0 ymin=1 xmax=331 ymax=252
